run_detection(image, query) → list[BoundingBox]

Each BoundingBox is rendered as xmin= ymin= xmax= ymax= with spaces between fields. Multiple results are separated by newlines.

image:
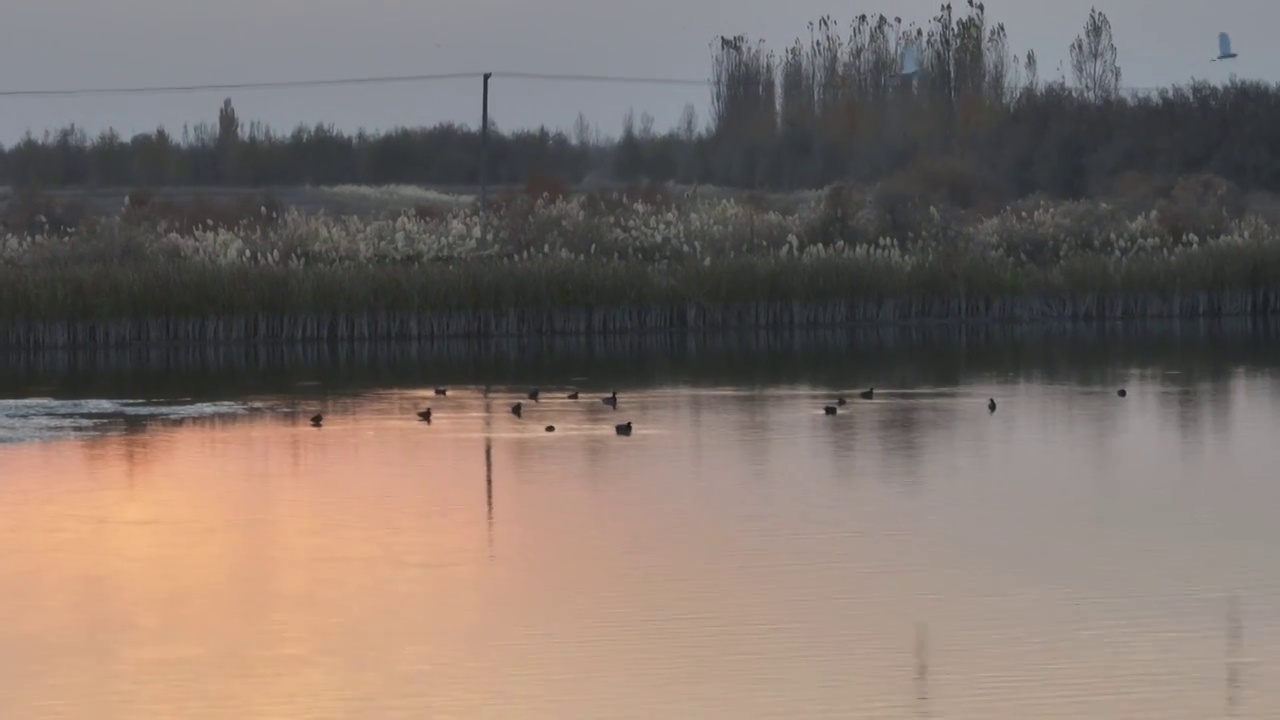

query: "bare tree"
xmin=216 ymin=98 xmax=240 ymax=184
xmin=572 ymin=112 xmax=593 ymax=148
xmin=710 ymin=35 xmax=778 ymax=141
xmin=678 ymin=104 xmax=698 ymax=142
xmin=217 ymin=98 xmax=240 ymax=145
xmin=1069 ymin=8 xmax=1121 ymax=101
xmin=984 ymin=21 xmax=1012 ymax=104
xmin=639 ymin=112 xmax=656 ymax=140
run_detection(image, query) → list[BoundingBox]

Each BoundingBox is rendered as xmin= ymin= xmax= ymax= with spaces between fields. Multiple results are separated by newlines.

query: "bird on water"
xmin=602 ymin=391 xmax=618 ymax=408
xmin=417 ymin=408 xmax=432 ymax=422
xmin=528 ymin=388 xmax=541 ymax=402
xmin=860 ymin=388 xmax=874 ymax=400
xmin=545 ymin=425 xmax=556 ymax=433
xmin=615 ymin=421 xmax=633 ymax=436
xmin=511 ymin=402 xmax=523 ymax=418
xmin=836 ymin=397 xmax=847 ymax=406
xmin=567 ymin=391 xmax=579 ymax=400
xmin=987 ymin=398 xmax=997 ymax=413
xmin=310 ymin=413 xmax=323 ymax=427
xmin=433 ymin=387 xmax=447 ymax=396
xmin=1117 ymin=388 xmax=1127 ymax=397
xmin=824 ymin=405 xmax=838 ymax=416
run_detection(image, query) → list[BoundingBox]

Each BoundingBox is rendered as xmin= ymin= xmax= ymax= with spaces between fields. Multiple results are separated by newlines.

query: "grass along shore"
xmin=3 ymin=181 xmax=1280 ymax=350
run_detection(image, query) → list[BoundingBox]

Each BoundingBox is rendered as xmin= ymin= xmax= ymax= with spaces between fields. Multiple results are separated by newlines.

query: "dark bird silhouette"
xmin=988 ymin=398 xmax=997 ymax=413
xmin=1117 ymin=388 xmax=1127 ymax=397
xmin=859 ymin=388 xmax=874 ymax=400
xmin=511 ymin=402 xmax=523 ymax=418
xmin=602 ymin=391 xmax=618 ymax=408
xmin=567 ymin=391 xmax=579 ymax=400
xmin=417 ymin=408 xmax=432 ymax=422
xmin=824 ymin=405 xmax=838 ymax=415
xmin=310 ymin=413 xmax=323 ymax=427
xmin=545 ymin=425 xmax=556 ymax=432
xmin=615 ymin=421 xmax=633 ymax=436
xmin=528 ymin=388 xmax=541 ymax=402
xmin=433 ymin=387 xmax=447 ymax=396
xmin=836 ymin=397 xmax=847 ymax=406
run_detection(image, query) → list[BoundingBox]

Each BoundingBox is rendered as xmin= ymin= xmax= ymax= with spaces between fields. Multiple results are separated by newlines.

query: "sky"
xmin=0 ymin=0 xmax=1273 ymax=145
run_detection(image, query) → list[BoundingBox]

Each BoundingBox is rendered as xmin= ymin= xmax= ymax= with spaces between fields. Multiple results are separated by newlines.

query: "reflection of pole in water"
xmin=484 ymin=398 xmax=494 ymax=560
xmin=914 ymin=620 xmax=930 ymax=704
xmin=485 ymin=439 xmax=493 ymax=530
xmin=1226 ymin=595 xmax=1242 ymax=716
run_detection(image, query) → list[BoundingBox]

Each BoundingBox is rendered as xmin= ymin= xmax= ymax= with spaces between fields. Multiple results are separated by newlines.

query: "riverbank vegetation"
xmin=2 ymin=176 xmax=1279 ymax=349
xmin=3 ymin=4 xmax=1278 ymax=204
xmin=4 ymin=2 xmax=1279 ymax=347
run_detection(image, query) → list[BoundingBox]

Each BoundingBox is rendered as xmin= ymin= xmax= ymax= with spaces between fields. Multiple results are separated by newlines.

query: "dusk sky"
xmin=0 ymin=0 xmax=1271 ymax=145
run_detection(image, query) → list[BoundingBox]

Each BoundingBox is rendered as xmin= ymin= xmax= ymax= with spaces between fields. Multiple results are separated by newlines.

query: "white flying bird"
xmin=1214 ymin=32 xmax=1238 ymax=61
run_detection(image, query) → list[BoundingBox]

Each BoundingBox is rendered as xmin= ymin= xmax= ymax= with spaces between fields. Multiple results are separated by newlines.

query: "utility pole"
xmin=480 ymin=72 xmax=492 ymax=218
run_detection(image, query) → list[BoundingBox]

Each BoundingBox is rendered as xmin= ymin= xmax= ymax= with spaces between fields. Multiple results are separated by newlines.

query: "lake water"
xmin=2 ymin=324 xmax=1280 ymax=718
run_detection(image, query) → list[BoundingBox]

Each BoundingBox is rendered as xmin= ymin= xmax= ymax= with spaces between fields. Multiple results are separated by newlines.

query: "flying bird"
xmin=1214 ymin=31 xmax=1238 ymax=61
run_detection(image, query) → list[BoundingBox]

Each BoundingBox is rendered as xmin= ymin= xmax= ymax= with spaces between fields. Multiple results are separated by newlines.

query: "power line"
xmin=0 ymin=70 xmax=710 ymax=99
xmin=0 ymin=72 xmax=479 ymax=98
xmin=0 ymin=68 xmax=1220 ymax=100
xmin=498 ymin=72 xmax=707 ymax=86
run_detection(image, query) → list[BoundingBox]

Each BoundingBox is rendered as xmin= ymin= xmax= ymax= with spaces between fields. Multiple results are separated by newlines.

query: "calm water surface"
xmin=2 ymin=327 xmax=1280 ymax=718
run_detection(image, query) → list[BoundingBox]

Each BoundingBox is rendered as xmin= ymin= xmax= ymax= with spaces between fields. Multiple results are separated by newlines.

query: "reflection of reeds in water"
xmin=4 ymin=290 xmax=1280 ymax=351
xmin=7 ymin=298 xmax=1280 ymax=351
xmin=6 ymin=318 xmax=1280 ymax=379
xmin=1226 ymin=595 xmax=1243 ymax=716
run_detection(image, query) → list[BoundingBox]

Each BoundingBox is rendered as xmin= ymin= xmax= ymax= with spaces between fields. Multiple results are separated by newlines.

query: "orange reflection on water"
xmin=1 ymin=380 xmax=1279 ymax=718
xmin=0 ymin=406 xmax=509 ymax=718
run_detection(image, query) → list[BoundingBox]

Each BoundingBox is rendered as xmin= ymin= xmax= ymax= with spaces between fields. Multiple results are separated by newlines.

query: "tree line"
xmin=2 ymin=3 xmax=1277 ymax=205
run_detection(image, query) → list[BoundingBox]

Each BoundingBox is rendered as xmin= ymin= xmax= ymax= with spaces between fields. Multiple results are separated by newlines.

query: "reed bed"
xmin=314 ymin=184 xmax=476 ymax=208
xmin=3 ymin=188 xmax=1280 ymax=350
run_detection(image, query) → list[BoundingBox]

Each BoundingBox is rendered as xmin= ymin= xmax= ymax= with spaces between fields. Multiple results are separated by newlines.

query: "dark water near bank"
xmin=2 ymin=323 xmax=1279 ymax=718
